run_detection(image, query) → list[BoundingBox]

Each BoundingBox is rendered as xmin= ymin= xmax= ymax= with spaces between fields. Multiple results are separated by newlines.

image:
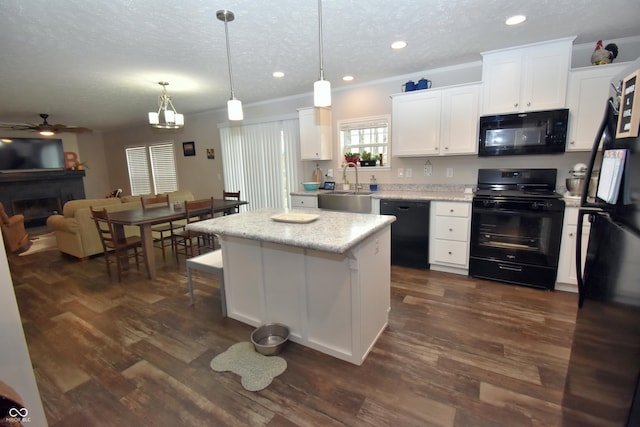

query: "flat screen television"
xmin=0 ymin=137 xmax=65 ymax=171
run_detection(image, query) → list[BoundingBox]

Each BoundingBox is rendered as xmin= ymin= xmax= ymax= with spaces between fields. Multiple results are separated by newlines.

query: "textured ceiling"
xmin=1 ymin=0 xmax=639 ymax=132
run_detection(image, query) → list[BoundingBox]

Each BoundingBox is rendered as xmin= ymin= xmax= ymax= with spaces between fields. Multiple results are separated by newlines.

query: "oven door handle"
xmin=498 ymin=264 xmax=523 ymax=272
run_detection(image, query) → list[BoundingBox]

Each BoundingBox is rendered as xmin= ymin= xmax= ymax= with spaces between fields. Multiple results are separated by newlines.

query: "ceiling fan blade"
xmin=52 ymin=124 xmax=92 ymax=133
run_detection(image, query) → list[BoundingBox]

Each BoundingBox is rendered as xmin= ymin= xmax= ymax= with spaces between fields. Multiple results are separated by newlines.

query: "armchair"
xmin=0 ymin=202 xmax=30 ymax=253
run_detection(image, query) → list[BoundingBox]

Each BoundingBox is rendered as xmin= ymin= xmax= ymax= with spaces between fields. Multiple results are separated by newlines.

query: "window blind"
xmin=220 ymin=119 xmax=301 ymax=210
xmin=149 ymin=143 xmax=178 ymax=194
xmin=125 ymin=142 xmax=177 ymax=195
xmin=126 ymin=146 xmax=152 ymax=195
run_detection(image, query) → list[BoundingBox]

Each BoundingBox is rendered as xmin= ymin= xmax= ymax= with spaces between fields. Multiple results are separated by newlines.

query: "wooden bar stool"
xmin=186 ymin=249 xmax=226 ymax=316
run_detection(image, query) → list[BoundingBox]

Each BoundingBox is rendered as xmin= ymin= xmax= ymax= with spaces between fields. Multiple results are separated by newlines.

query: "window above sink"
xmin=338 ymin=115 xmax=390 ymax=170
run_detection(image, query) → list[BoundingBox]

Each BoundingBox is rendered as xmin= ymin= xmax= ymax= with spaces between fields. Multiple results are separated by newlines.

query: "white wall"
xmin=0 ymin=234 xmax=47 ymax=426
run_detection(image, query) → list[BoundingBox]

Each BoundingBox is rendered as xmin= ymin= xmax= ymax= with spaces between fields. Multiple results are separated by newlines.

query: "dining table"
xmin=107 ymin=198 xmax=247 ymax=279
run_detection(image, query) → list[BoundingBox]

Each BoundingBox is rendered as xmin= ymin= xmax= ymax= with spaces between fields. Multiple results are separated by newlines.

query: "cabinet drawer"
xmin=433 ymin=216 xmax=469 ymax=241
xmin=434 ymin=202 xmax=470 ymax=217
xmin=432 ymin=239 xmax=468 ymax=267
xmin=291 ymin=196 xmax=318 ymax=209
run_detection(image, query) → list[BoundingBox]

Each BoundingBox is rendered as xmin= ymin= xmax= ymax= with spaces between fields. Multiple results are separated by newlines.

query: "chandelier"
xmin=148 ymin=82 xmax=185 ymax=129
xmin=217 ymin=9 xmax=243 ymax=121
xmin=314 ymin=0 xmax=331 ymax=107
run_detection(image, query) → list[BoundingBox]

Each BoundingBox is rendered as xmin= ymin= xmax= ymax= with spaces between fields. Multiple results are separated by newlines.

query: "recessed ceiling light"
xmin=272 ymin=71 xmax=285 ymax=78
xmin=342 ymin=75 xmax=354 ymax=82
xmin=391 ymin=40 xmax=407 ymax=50
xmin=505 ymin=15 xmax=526 ymax=26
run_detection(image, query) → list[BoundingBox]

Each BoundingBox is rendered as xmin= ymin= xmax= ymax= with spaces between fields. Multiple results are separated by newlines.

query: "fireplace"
xmin=13 ymin=197 xmax=62 ymax=228
xmin=0 ymin=170 xmax=85 ymax=227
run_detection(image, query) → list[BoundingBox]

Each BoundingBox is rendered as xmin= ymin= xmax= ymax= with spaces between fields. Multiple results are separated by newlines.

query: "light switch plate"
xmin=398 ymin=168 xmax=404 ymax=178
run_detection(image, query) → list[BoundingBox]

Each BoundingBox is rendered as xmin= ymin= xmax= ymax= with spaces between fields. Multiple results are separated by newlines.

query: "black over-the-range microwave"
xmin=478 ymin=109 xmax=569 ymax=156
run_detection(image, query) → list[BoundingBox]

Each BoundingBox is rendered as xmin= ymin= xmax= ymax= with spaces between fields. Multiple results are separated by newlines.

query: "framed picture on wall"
xmin=183 ymin=141 xmax=196 ymax=156
xmin=206 ymin=148 xmax=215 ymax=159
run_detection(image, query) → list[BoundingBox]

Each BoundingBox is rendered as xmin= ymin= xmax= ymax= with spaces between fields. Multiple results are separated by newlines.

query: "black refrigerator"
xmin=562 ymin=67 xmax=640 ymax=426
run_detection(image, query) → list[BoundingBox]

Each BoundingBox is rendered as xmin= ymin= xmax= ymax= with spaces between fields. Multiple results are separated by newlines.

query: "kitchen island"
xmin=187 ymin=208 xmax=396 ymax=365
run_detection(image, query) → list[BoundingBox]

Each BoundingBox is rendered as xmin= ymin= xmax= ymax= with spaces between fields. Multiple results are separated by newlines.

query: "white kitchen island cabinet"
xmin=187 ymin=208 xmax=395 ymax=366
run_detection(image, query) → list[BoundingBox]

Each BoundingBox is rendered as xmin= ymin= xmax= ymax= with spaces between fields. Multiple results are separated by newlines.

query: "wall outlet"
xmin=397 ymin=168 xmax=404 ymax=178
xmin=406 ymin=168 xmax=412 ymax=178
xmin=446 ymin=167 xmax=454 ymax=178
xmin=327 ymin=169 xmax=333 ymax=178
xmin=424 ymin=163 xmax=432 ymax=176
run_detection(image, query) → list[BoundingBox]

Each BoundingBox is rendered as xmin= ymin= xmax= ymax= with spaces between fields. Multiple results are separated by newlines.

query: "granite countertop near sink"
xmin=187 ymin=208 xmax=396 ymax=254
xmin=292 ymin=184 xmax=475 ymax=202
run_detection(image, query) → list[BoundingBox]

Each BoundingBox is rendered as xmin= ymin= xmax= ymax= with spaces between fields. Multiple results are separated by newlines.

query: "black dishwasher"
xmin=380 ymin=200 xmax=429 ymax=269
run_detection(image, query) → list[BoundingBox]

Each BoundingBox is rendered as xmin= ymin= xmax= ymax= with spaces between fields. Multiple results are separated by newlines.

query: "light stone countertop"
xmin=291 ymin=189 xmax=474 ymax=202
xmin=187 ymin=208 xmax=396 ymax=254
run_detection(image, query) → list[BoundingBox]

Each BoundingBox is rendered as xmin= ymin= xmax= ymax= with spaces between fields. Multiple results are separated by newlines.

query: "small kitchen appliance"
xmin=565 ymin=162 xmax=587 ymax=197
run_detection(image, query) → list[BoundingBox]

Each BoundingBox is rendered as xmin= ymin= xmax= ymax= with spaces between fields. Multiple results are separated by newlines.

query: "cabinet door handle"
xmin=449 ymin=228 xmax=453 ymax=232
xmin=514 ymin=102 xmax=518 ymax=108
xmin=444 ymin=146 xmax=448 ymax=150
xmin=448 ymin=251 xmax=452 ymax=255
xmin=569 ymin=232 xmax=574 ymax=237
xmin=527 ymin=101 xmax=531 ymax=107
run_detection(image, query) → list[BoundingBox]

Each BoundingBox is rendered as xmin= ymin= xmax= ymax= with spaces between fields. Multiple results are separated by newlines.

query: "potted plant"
xmin=344 ymin=152 xmax=359 ymax=166
xmin=360 ymin=151 xmax=377 ymax=167
xmin=73 ymin=161 xmax=88 ymax=171
xmin=342 ymin=172 xmax=350 ymax=190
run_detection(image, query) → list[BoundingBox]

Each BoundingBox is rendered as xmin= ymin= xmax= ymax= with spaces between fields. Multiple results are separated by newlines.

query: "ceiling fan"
xmin=0 ymin=113 xmax=91 ymax=135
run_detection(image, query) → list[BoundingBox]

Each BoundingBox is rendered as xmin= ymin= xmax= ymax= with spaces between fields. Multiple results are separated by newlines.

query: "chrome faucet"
xmin=342 ymin=162 xmax=361 ymax=192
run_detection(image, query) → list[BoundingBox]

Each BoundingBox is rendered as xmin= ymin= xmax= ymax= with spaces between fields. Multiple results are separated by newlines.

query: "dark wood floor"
xmin=8 ymin=241 xmax=592 ymax=426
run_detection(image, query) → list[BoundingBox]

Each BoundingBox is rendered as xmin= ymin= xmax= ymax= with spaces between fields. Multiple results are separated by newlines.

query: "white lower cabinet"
xmin=429 ymin=201 xmax=471 ymax=274
xmin=290 ymin=194 xmax=318 ymax=209
xmin=556 ymin=207 xmax=590 ymax=292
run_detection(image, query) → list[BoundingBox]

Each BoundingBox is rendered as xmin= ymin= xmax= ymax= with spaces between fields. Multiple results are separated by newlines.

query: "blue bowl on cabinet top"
xmin=302 ymin=182 xmax=321 ymax=192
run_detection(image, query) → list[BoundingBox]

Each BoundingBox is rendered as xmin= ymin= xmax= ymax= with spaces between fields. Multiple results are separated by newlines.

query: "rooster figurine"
xmin=591 ymin=40 xmax=619 ymax=65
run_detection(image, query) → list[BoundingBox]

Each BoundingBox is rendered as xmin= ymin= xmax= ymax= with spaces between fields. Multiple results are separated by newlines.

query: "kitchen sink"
xmin=317 ymin=191 xmax=373 ymax=213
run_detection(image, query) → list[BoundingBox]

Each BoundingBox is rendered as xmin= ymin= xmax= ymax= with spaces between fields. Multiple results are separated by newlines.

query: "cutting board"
xmin=271 ymin=213 xmax=319 ymax=223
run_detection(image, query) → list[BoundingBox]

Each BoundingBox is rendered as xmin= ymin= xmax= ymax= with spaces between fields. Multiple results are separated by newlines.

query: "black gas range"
xmin=469 ymin=169 xmax=565 ymax=290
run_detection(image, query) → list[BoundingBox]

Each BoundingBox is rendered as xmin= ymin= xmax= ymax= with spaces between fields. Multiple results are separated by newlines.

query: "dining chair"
xmin=222 ymin=190 xmax=241 ymax=215
xmin=172 ymin=197 xmax=215 ymax=265
xmin=90 ymin=207 xmax=145 ymax=282
xmin=141 ymin=194 xmax=179 ymax=261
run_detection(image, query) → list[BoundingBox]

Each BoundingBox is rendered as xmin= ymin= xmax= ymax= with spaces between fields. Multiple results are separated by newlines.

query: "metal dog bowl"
xmin=250 ymin=323 xmax=290 ymax=356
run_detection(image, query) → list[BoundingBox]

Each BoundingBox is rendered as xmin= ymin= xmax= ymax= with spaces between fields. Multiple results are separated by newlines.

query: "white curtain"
xmin=220 ymin=119 xmax=301 ymax=210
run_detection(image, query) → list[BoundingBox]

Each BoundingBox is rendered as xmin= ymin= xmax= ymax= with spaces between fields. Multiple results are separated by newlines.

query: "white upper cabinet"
xmin=299 ymin=107 xmax=332 ymax=160
xmin=392 ymin=89 xmax=442 ymax=156
xmin=566 ymin=63 xmax=628 ymax=151
xmin=441 ymin=84 xmax=480 ymax=155
xmin=482 ymin=38 xmax=574 ymax=115
xmin=392 ymin=83 xmax=480 ymax=157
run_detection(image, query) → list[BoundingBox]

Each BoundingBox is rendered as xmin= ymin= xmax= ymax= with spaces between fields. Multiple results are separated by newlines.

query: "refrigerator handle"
xmin=581 ymin=99 xmax=615 ymax=207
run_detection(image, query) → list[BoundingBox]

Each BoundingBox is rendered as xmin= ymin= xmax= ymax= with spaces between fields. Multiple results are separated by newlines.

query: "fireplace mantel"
xmin=0 ymin=169 xmax=86 ymax=227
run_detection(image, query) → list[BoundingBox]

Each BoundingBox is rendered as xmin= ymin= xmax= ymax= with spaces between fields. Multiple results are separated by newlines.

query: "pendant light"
xmin=314 ymin=0 xmax=331 ymax=107
xmin=148 ymin=82 xmax=184 ymax=129
xmin=217 ymin=9 xmax=243 ymax=121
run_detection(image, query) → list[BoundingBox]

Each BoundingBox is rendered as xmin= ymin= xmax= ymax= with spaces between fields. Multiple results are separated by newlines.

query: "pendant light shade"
xmin=148 ymin=82 xmax=184 ymax=129
xmin=227 ymin=98 xmax=243 ymax=121
xmin=217 ymin=9 xmax=243 ymax=121
xmin=314 ymin=79 xmax=331 ymax=108
xmin=314 ymin=0 xmax=331 ymax=107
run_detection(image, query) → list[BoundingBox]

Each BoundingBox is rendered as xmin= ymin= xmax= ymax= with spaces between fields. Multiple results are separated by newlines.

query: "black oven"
xmin=469 ymin=169 xmax=565 ymax=290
